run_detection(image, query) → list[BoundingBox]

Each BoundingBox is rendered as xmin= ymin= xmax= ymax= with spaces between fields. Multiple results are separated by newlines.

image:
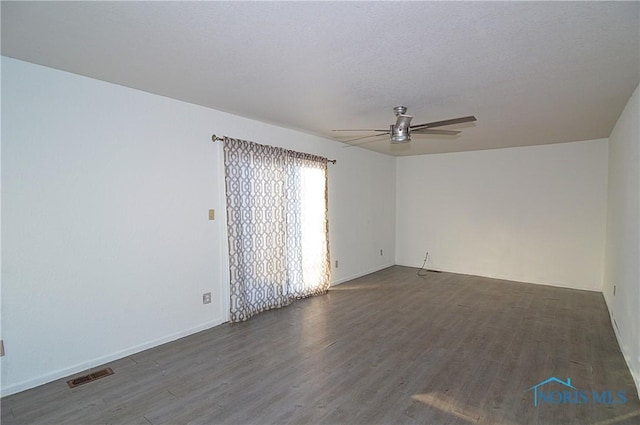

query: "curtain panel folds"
xmin=223 ymin=137 xmax=331 ymax=322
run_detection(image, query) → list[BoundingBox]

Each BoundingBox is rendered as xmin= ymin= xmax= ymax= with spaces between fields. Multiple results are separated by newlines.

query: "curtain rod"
xmin=212 ymin=134 xmax=336 ymax=164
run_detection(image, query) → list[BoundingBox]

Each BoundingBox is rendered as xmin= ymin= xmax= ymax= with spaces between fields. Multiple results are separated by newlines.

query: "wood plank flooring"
xmin=2 ymin=266 xmax=639 ymax=424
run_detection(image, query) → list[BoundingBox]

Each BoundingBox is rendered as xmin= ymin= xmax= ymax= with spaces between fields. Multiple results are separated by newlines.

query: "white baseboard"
xmin=604 ymin=301 xmax=640 ymax=401
xmin=330 ymin=263 xmax=395 ymax=286
xmin=394 ymin=261 xmax=602 ymax=292
xmin=1 ymin=318 xmax=227 ymax=397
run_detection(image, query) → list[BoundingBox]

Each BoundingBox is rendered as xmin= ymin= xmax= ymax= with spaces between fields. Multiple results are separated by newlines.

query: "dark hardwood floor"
xmin=2 ymin=266 xmax=639 ymax=424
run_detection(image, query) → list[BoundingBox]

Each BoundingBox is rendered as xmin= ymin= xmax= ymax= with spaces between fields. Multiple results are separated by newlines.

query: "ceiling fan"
xmin=333 ymin=106 xmax=476 ymax=145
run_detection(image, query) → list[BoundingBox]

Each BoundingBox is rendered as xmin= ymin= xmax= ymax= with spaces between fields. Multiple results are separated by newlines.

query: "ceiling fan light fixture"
xmin=390 ymin=124 xmax=411 ymax=144
xmin=391 ymin=133 xmax=410 ymax=144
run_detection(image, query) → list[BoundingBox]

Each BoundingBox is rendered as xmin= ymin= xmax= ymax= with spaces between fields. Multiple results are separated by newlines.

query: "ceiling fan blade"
xmin=411 ymin=129 xmax=461 ymax=136
xmin=340 ymin=132 xmax=390 ymax=147
xmin=332 ymin=129 xmax=389 ymax=132
xmin=410 ymin=115 xmax=477 ymax=129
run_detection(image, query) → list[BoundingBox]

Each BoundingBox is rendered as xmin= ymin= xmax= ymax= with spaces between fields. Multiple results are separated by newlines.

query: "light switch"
xmin=209 ymin=209 xmax=215 ymax=220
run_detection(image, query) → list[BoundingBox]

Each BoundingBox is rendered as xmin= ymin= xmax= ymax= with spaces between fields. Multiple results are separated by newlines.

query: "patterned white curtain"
xmin=223 ymin=137 xmax=331 ymax=322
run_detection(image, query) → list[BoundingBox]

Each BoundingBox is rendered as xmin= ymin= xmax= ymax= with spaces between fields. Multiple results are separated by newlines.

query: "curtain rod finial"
xmin=212 ymin=134 xmax=223 ymax=142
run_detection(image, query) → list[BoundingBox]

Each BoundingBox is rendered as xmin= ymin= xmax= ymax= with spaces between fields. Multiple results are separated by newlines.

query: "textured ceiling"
xmin=2 ymin=1 xmax=639 ymax=156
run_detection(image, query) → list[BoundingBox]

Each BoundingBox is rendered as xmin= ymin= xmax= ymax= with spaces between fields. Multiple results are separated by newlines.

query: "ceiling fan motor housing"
xmin=390 ymin=125 xmax=410 ymax=143
xmin=391 ymin=112 xmax=413 ymax=143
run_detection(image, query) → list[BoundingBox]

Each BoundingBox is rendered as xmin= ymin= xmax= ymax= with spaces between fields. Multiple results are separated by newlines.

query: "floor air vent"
xmin=66 ymin=367 xmax=114 ymax=388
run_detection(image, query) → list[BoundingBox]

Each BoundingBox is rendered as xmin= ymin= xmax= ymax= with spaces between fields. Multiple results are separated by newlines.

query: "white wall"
xmin=396 ymin=140 xmax=609 ymax=291
xmin=0 ymin=57 xmax=396 ymax=395
xmin=328 ymin=152 xmax=396 ymax=284
xmin=603 ymin=84 xmax=639 ymax=394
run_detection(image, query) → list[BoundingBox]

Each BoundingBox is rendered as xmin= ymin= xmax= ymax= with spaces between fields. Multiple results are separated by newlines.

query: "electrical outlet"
xmin=335 ymin=260 xmax=339 ymax=268
xmin=203 ymin=292 xmax=212 ymax=304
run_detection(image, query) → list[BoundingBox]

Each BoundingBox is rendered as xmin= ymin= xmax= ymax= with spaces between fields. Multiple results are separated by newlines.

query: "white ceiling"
xmin=2 ymin=1 xmax=639 ymax=156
